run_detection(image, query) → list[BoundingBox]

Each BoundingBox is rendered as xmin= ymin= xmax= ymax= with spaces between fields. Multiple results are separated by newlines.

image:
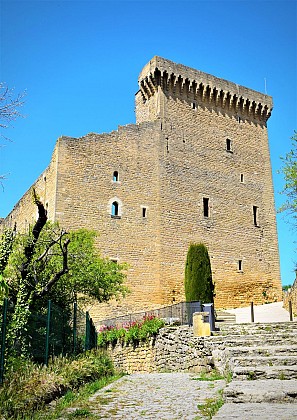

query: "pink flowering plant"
xmin=97 ymin=315 xmax=165 ymax=347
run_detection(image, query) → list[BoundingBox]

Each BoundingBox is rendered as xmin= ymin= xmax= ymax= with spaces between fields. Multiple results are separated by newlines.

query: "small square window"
xmin=113 ymin=171 xmax=119 ymax=182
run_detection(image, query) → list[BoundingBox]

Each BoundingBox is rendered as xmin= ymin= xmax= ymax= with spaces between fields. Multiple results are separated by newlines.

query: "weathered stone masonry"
xmin=1 ymin=56 xmax=282 ymax=321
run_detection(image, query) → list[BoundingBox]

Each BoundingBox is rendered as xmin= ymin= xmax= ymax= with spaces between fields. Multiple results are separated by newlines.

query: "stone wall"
xmin=105 ymin=326 xmax=211 ymax=374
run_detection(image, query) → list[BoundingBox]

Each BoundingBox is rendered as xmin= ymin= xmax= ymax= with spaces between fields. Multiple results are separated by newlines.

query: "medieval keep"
xmin=1 ymin=56 xmax=282 ymax=321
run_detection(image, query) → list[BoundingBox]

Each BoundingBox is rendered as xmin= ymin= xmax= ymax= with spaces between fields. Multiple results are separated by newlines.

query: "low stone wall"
xmin=104 ymin=326 xmax=212 ymax=374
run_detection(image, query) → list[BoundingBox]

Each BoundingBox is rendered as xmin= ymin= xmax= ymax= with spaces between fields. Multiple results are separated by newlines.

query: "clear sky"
xmin=0 ymin=0 xmax=296 ymax=285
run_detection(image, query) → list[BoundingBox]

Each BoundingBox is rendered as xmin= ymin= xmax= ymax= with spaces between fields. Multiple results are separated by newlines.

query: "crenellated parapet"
xmin=138 ymin=56 xmax=273 ymax=123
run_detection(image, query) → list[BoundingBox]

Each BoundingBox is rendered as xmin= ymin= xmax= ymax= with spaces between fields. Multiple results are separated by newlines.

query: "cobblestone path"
xmin=63 ymin=373 xmax=226 ymax=419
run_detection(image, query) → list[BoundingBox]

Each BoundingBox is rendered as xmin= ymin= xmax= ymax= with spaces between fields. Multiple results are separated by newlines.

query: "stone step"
xmin=232 ymin=365 xmax=297 ymax=380
xmin=223 ymin=379 xmax=297 ymax=403
xmin=229 ymin=355 xmax=297 ymax=368
xmin=215 ymin=311 xmax=236 ymax=323
xmin=208 ymin=334 xmax=297 ymax=347
xmin=220 ymin=344 xmax=297 ymax=358
xmin=216 ymin=321 xmax=297 ymax=335
xmin=213 ymin=403 xmax=297 ymax=419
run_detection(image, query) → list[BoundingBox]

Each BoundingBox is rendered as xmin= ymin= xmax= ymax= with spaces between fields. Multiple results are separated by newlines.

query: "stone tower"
xmin=1 ymin=57 xmax=282 ymax=320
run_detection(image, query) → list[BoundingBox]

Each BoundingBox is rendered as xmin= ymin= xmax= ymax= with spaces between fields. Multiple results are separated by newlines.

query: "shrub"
xmin=97 ymin=315 xmax=165 ymax=347
xmin=184 ymin=243 xmax=214 ymax=303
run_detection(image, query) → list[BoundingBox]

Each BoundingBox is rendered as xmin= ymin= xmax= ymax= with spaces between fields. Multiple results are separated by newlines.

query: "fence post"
xmin=289 ymin=300 xmax=293 ymax=322
xmin=85 ymin=311 xmax=90 ymax=351
xmin=0 ymin=298 xmax=8 ymax=385
xmin=45 ymin=300 xmax=51 ymax=366
xmin=73 ymin=302 xmax=77 ymax=354
xmin=251 ymin=301 xmax=254 ymax=323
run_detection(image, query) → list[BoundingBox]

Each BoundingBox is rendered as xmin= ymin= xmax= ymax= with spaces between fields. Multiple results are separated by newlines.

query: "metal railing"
xmin=0 ymin=298 xmax=97 ymax=385
xmin=98 ymin=301 xmax=210 ymax=329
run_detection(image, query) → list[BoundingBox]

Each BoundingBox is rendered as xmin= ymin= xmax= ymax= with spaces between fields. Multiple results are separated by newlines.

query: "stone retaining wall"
xmin=105 ymin=326 xmax=212 ymax=374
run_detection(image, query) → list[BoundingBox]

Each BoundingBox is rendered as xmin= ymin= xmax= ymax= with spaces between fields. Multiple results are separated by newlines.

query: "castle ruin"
xmin=1 ymin=56 xmax=282 ymax=320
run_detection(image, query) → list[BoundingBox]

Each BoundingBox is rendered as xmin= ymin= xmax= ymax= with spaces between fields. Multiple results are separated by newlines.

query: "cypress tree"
xmin=184 ymin=243 xmax=214 ymax=303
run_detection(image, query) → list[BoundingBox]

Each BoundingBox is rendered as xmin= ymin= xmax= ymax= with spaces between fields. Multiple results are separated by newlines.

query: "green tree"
xmin=279 ymin=131 xmax=297 ymax=224
xmin=184 ymin=243 xmax=214 ymax=303
xmin=2 ymin=189 xmax=127 ymax=354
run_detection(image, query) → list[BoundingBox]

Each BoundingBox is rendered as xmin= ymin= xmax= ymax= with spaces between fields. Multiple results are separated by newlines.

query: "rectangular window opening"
xmin=238 ymin=260 xmax=243 ymax=271
xmin=226 ymin=138 xmax=232 ymax=152
xmin=253 ymin=206 xmax=258 ymax=226
xmin=142 ymin=207 xmax=147 ymax=218
xmin=240 ymin=173 xmax=244 ymax=183
xmin=203 ymin=197 xmax=209 ymax=218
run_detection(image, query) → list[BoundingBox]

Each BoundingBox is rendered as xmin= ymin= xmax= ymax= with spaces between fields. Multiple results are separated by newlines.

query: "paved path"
xmin=64 ymin=373 xmax=226 ymax=419
xmin=227 ymin=301 xmax=291 ymax=323
xmin=61 ymin=303 xmax=295 ymax=419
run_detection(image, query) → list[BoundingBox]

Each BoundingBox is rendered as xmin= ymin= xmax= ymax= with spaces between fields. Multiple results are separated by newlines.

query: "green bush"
xmin=98 ymin=315 xmax=165 ymax=347
xmin=185 ymin=243 xmax=214 ymax=303
xmin=0 ymin=351 xmax=114 ymax=419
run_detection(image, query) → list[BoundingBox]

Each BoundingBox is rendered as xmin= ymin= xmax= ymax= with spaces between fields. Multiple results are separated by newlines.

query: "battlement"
xmin=137 ymin=56 xmax=273 ymax=122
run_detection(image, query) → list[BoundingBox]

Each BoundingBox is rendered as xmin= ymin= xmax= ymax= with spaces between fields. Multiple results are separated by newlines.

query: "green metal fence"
xmin=0 ymin=299 xmax=97 ymax=385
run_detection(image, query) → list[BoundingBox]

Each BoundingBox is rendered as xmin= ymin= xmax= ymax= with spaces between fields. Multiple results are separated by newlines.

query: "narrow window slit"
xmin=203 ymin=197 xmax=209 ymax=218
xmin=253 ymin=206 xmax=258 ymax=226
xmin=226 ymin=138 xmax=232 ymax=152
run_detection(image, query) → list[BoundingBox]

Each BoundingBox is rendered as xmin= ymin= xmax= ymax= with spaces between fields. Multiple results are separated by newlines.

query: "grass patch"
xmin=30 ymin=374 xmax=123 ymax=419
xmin=197 ymin=389 xmax=224 ymax=419
xmin=247 ymin=371 xmax=257 ymax=380
xmin=68 ymin=408 xmax=93 ymax=418
xmin=0 ymin=351 xmax=118 ymax=420
xmin=192 ymin=369 xmax=225 ymax=381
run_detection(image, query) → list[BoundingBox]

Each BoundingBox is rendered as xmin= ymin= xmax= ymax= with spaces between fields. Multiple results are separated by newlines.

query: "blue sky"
xmin=0 ymin=0 xmax=296 ymax=285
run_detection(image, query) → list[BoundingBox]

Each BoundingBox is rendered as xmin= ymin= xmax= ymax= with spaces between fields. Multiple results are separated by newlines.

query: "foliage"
xmin=184 ymin=243 xmax=214 ymax=303
xmin=0 ymin=228 xmax=14 ymax=298
xmin=0 ymin=228 xmax=14 ymax=273
xmin=192 ymin=369 xmax=225 ymax=381
xmin=279 ymin=131 xmax=297 ymax=225
xmin=0 ymin=274 xmax=8 ymax=299
xmin=282 ymin=284 xmax=292 ymax=292
xmin=1 ymin=196 xmax=127 ymax=356
xmin=0 ymin=351 xmax=115 ymax=419
xmin=97 ymin=315 xmax=165 ymax=347
xmin=4 ymin=224 xmax=128 ymax=308
xmin=197 ymin=389 xmax=224 ymax=419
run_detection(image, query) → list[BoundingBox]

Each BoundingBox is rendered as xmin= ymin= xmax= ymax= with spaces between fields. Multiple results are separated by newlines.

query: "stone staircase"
xmin=207 ymin=322 xmax=297 ymax=419
xmin=215 ymin=310 xmax=236 ymax=325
